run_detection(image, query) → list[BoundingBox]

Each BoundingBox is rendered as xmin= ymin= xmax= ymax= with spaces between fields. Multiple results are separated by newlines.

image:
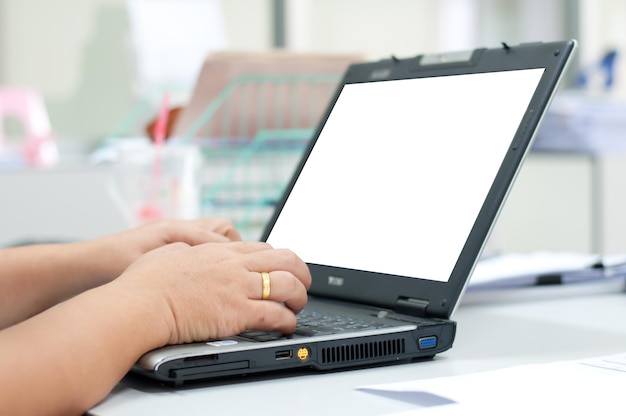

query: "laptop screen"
xmin=265 ymin=68 xmax=544 ymax=283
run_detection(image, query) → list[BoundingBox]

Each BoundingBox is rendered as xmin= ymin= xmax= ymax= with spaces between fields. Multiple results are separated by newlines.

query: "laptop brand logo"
xmin=370 ymin=68 xmax=391 ymax=80
xmin=328 ymin=276 xmax=345 ymax=286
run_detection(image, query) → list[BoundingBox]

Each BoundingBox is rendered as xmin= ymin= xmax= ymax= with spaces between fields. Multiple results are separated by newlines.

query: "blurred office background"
xmin=1 ymin=0 xmax=624 ymax=143
xmin=1 ymin=0 xmax=626 ymax=253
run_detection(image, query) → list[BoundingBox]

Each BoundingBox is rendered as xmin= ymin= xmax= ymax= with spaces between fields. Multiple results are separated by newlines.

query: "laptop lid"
xmin=263 ymin=40 xmax=577 ymax=320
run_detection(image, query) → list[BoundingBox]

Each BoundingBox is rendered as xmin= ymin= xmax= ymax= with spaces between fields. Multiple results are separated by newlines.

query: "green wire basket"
xmin=178 ymin=73 xmax=341 ymax=239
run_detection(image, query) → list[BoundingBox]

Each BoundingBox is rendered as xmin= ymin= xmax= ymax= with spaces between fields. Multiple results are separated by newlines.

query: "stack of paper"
xmin=468 ymin=251 xmax=626 ymax=289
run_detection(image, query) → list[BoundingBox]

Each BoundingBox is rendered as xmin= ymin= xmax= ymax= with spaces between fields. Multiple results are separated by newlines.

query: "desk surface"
xmin=90 ymin=281 xmax=626 ymax=415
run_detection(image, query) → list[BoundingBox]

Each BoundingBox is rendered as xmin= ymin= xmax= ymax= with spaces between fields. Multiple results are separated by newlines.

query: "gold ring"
xmin=261 ymin=272 xmax=271 ymax=300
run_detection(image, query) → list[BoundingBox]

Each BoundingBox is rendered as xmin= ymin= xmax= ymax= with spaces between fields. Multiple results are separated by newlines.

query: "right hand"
xmin=116 ymin=241 xmax=312 ymax=345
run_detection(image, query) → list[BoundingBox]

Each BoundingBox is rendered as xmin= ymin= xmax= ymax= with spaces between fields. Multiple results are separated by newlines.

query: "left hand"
xmin=82 ymin=218 xmax=242 ymax=283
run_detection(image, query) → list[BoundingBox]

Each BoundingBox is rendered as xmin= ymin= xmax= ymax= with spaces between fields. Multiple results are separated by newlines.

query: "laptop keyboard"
xmin=238 ymin=309 xmax=395 ymax=342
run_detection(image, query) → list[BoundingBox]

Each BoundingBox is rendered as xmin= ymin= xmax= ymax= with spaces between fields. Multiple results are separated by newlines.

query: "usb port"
xmin=418 ymin=336 xmax=437 ymax=350
xmin=275 ymin=350 xmax=293 ymax=360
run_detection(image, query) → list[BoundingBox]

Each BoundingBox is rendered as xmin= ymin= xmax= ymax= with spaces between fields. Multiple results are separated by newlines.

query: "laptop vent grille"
xmin=320 ymin=338 xmax=406 ymax=364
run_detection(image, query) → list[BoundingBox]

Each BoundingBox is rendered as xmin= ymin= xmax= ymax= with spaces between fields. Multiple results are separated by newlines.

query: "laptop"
xmin=132 ymin=40 xmax=576 ymax=385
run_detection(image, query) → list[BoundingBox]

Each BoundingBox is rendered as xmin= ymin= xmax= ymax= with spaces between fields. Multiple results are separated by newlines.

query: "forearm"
xmin=0 ymin=279 xmax=169 ymax=416
xmin=0 ymin=239 xmax=123 ymax=329
xmin=0 ymin=218 xmax=244 ymax=329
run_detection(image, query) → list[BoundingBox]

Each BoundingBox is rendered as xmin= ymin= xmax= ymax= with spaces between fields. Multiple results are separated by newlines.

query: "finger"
xmin=250 ymin=270 xmax=308 ymax=313
xmin=168 ymin=223 xmax=231 ymax=245
xmin=188 ymin=241 xmax=272 ymax=257
xmin=218 ymin=241 xmax=274 ymax=255
xmin=246 ymin=301 xmax=298 ymax=334
xmin=243 ymin=249 xmax=312 ymax=289
xmin=218 ymin=223 xmax=242 ymax=241
xmin=191 ymin=218 xmax=242 ymax=241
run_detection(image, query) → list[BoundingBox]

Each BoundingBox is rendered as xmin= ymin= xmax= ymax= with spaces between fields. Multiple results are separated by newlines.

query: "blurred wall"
xmin=0 ymin=0 xmax=624 ymax=145
xmin=0 ymin=0 xmax=273 ymax=144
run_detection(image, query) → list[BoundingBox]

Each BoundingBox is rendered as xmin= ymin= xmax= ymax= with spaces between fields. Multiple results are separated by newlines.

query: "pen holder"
xmin=112 ymin=143 xmax=202 ymax=226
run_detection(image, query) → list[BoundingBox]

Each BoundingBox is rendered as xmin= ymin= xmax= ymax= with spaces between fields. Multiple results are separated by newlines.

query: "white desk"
xmin=89 ymin=281 xmax=626 ymax=415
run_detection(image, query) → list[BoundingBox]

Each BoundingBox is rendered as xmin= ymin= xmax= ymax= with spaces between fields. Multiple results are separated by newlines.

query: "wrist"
xmin=71 ymin=235 xmax=132 ymax=286
xmin=104 ymin=276 xmax=174 ymax=349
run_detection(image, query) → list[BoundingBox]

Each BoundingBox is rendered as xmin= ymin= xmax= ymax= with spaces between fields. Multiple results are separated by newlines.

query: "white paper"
xmin=358 ymin=352 xmax=626 ymax=415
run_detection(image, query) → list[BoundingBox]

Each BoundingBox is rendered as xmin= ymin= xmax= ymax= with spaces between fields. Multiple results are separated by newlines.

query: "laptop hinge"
xmin=394 ymin=297 xmax=429 ymax=318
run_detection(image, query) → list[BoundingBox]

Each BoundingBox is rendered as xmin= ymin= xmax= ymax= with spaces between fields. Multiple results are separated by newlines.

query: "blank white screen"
xmin=266 ymin=68 xmax=544 ymax=282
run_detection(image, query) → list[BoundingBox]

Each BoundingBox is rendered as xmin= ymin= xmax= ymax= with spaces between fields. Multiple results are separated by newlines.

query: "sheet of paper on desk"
xmin=468 ymin=251 xmax=626 ymax=289
xmin=358 ymin=352 xmax=626 ymax=415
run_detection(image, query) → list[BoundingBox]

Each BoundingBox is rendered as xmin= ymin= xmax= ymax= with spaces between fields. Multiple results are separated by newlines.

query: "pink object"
xmin=0 ymin=88 xmax=58 ymax=167
xmin=153 ymin=92 xmax=170 ymax=147
xmin=138 ymin=204 xmax=163 ymax=222
xmin=139 ymin=93 xmax=171 ymax=220
xmin=151 ymin=93 xmax=170 ymax=179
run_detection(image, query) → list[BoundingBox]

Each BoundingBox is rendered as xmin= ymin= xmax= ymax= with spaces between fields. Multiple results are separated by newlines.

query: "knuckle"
xmin=282 ymin=273 xmax=300 ymax=295
xmin=222 ymin=218 xmax=236 ymax=228
xmin=276 ymin=249 xmax=300 ymax=266
xmin=157 ymin=218 xmax=177 ymax=228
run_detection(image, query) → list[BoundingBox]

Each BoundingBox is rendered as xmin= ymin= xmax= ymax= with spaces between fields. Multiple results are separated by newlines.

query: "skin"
xmin=0 ymin=218 xmax=311 ymax=415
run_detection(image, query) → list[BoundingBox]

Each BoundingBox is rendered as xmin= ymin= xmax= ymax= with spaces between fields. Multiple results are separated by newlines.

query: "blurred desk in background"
xmin=3 ymin=151 xmax=626 ymax=253
xmin=0 ymin=165 xmax=130 ymax=247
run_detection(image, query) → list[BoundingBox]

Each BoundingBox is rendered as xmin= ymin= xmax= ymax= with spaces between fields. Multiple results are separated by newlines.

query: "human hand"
xmin=116 ymin=241 xmax=312 ymax=345
xmin=118 ymin=216 xmax=242 ymax=249
xmin=84 ymin=218 xmax=242 ymax=284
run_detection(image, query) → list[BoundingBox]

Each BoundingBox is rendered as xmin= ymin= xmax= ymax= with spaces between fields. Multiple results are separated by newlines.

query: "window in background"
xmin=125 ymin=0 xmax=228 ymax=103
